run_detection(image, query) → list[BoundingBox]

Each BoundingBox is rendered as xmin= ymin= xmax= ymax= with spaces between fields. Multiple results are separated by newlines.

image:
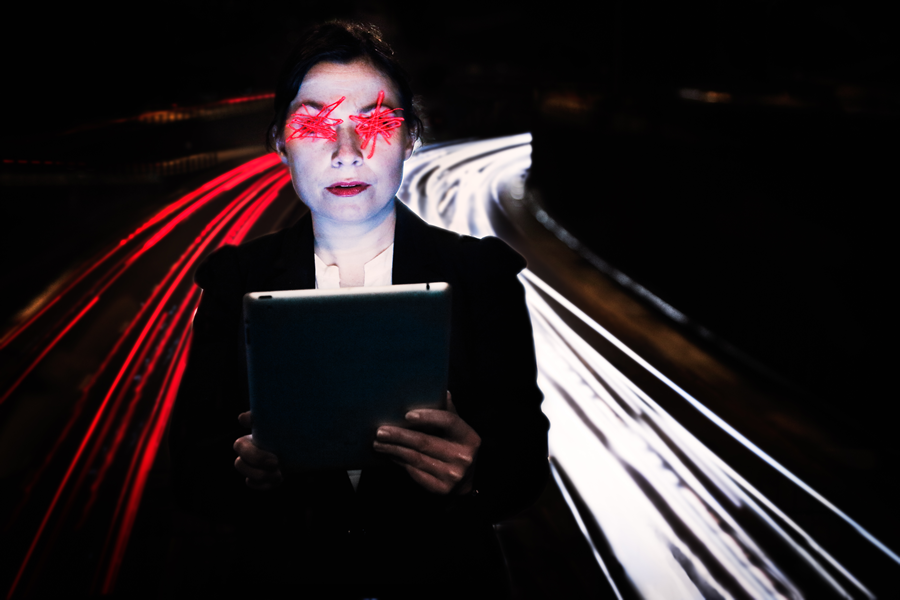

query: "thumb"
xmin=238 ymin=411 xmax=252 ymax=429
xmin=446 ymin=391 xmax=458 ymax=415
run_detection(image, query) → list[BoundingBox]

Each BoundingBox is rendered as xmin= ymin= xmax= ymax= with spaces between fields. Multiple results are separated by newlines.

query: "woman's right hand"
xmin=233 ymin=411 xmax=283 ymax=490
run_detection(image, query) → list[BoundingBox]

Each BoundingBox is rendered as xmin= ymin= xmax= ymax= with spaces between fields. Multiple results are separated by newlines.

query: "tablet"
xmin=242 ymin=282 xmax=451 ymax=472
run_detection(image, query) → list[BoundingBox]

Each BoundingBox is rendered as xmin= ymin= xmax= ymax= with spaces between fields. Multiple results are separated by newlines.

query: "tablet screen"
xmin=243 ymin=283 xmax=451 ymax=472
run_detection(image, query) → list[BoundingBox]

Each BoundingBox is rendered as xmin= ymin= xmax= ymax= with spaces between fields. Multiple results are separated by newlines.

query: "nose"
xmin=331 ymin=123 xmax=364 ymax=168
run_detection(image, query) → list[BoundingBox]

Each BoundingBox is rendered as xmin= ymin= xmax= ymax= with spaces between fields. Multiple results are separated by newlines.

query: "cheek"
xmin=373 ymin=155 xmax=406 ymax=196
xmin=285 ymin=142 xmax=321 ymax=170
xmin=289 ymin=172 xmax=310 ymax=202
xmin=285 ymin=148 xmax=319 ymax=199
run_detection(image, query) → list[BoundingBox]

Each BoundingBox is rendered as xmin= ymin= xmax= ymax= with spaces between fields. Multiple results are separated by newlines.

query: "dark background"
xmin=1 ymin=1 xmax=896 ymax=446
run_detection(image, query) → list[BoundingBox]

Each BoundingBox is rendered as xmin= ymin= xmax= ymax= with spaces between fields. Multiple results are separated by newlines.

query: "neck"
xmin=312 ymin=199 xmax=396 ymax=266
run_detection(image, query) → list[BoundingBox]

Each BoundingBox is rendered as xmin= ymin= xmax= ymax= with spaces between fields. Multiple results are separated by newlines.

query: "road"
xmin=0 ymin=135 xmax=897 ymax=598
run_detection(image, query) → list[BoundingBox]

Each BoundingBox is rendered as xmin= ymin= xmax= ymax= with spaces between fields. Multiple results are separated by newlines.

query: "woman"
xmin=170 ymin=21 xmax=548 ymax=599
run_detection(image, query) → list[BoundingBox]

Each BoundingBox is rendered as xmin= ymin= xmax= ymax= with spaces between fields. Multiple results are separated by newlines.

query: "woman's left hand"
xmin=373 ymin=392 xmax=480 ymax=495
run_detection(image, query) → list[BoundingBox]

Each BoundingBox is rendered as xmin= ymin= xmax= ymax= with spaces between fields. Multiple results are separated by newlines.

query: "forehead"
xmin=295 ymin=60 xmax=400 ymax=107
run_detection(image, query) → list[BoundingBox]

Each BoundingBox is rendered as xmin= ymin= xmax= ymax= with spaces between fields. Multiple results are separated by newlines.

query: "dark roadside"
xmin=523 ymin=85 xmax=898 ymax=595
xmin=0 ymin=101 xmax=273 ymax=331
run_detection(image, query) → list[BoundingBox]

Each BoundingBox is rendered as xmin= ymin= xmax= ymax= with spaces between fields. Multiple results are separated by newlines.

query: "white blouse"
xmin=314 ymin=243 xmax=394 ymax=289
xmin=314 ymin=243 xmax=394 ymax=491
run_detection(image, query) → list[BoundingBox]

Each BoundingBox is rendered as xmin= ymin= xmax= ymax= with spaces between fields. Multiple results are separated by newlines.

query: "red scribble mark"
xmin=287 ymin=96 xmax=345 ymax=142
xmin=349 ymin=90 xmax=404 ymax=159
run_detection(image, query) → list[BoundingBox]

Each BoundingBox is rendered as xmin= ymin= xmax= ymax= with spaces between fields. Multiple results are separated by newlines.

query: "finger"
xmin=233 ymin=435 xmax=280 ymax=470
xmin=374 ymin=440 xmax=468 ymax=485
xmin=375 ymin=426 xmax=462 ymax=463
xmin=234 ymin=456 xmax=282 ymax=483
xmin=396 ymin=462 xmax=456 ymax=495
xmin=404 ymin=409 xmax=477 ymax=444
xmin=238 ymin=411 xmax=252 ymax=429
xmin=373 ymin=439 xmax=442 ymax=474
xmin=446 ymin=391 xmax=457 ymax=415
xmin=373 ymin=441 xmax=474 ymax=485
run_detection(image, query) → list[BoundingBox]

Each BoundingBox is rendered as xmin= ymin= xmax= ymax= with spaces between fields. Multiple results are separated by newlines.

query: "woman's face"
xmin=278 ymin=59 xmax=414 ymax=227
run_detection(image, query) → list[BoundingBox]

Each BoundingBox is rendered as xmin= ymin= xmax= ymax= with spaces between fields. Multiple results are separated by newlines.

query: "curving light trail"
xmin=399 ymin=134 xmax=894 ymax=599
xmin=1 ymin=135 xmax=894 ymax=599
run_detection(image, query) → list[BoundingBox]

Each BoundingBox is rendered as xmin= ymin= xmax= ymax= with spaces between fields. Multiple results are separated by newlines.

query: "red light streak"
xmin=122 ymin=155 xmax=281 ymax=266
xmin=125 ymin=153 xmax=279 ymax=239
xmin=85 ymin=173 xmax=290 ymax=506
xmin=97 ymin=175 xmax=288 ymax=593
xmin=97 ymin=301 xmax=196 ymax=594
xmin=0 ymin=296 xmax=99 ymax=406
xmin=0 ymin=153 xmax=280 ymax=354
xmin=72 ymin=170 xmax=289 ymax=519
xmin=223 ymin=175 xmax=289 ymax=245
xmin=220 ymin=92 xmax=275 ymax=105
xmin=287 ymin=96 xmax=345 ymax=142
xmin=6 ymin=157 xmax=288 ymax=599
xmin=349 ymin=90 xmax=404 ymax=159
xmin=0 ymin=158 xmax=280 ymax=410
xmin=95 ymin=174 xmax=290 ymax=593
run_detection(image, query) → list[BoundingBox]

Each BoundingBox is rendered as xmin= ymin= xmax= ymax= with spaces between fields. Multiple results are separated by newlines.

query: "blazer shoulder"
xmin=193 ymin=226 xmax=295 ymax=292
xmin=450 ymin=234 xmax=527 ymax=280
xmin=396 ymin=200 xmax=526 ymax=279
xmin=194 ymin=245 xmax=240 ymax=291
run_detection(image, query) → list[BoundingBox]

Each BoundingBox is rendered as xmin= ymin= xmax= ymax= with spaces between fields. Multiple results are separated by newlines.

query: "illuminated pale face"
xmin=277 ymin=60 xmax=414 ymax=227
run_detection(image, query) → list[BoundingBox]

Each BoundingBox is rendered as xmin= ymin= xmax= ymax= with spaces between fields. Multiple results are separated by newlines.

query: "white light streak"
xmin=399 ymin=134 xmax=886 ymax=599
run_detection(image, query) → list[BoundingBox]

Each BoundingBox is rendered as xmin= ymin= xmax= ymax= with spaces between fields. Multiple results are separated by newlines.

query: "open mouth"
xmin=326 ymin=182 xmax=370 ymax=196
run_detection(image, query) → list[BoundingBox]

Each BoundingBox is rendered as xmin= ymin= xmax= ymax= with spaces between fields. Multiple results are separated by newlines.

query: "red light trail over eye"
xmin=349 ymin=90 xmax=404 ymax=159
xmin=286 ymin=96 xmax=345 ymax=142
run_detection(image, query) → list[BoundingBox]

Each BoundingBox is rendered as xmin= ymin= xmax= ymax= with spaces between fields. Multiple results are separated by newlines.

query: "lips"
xmin=326 ymin=181 xmax=370 ymax=197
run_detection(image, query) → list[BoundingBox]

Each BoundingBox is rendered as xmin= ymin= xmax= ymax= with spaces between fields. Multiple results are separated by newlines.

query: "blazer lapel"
xmin=392 ymin=200 xmax=446 ymax=285
xmin=254 ymin=199 xmax=444 ymax=292
xmin=254 ymin=211 xmax=316 ymax=292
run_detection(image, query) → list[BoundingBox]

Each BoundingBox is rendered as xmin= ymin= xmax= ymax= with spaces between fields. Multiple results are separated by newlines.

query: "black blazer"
xmin=169 ymin=199 xmax=549 ymax=593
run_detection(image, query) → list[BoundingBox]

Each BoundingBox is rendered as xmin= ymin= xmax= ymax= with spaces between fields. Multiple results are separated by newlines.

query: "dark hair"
xmin=267 ymin=20 xmax=423 ymax=151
